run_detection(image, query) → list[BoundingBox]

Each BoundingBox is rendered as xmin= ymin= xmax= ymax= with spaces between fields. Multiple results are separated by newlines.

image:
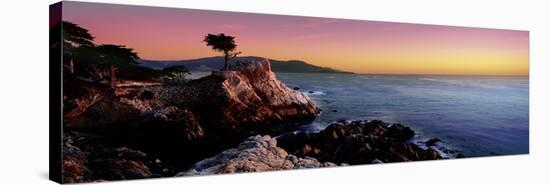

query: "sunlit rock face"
xmin=179 ymin=135 xmax=336 ymax=176
xmin=64 ymin=59 xmax=319 ymax=136
xmin=182 ymin=59 xmax=320 ymax=135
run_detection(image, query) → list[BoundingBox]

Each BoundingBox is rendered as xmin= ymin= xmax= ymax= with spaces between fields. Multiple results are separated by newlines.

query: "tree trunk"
xmin=223 ymin=51 xmax=229 ymax=71
xmin=110 ymin=65 xmax=116 ymax=88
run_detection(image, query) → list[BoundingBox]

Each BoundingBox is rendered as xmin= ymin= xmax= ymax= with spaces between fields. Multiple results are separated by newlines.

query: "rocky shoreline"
xmin=277 ymin=120 xmax=441 ymax=165
xmin=62 ymin=59 xmax=450 ymax=183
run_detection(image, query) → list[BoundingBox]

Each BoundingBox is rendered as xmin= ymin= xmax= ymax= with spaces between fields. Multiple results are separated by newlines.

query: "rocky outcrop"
xmin=178 ymin=135 xmax=336 ymax=176
xmin=277 ymin=120 xmax=442 ymax=165
xmin=62 ymin=59 xmax=321 ymax=181
xmin=135 ymin=59 xmax=321 ymax=169
xmin=64 ymin=59 xmax=318 ymax=136
xmin=175 ymin=59 xmax=320 ymax=135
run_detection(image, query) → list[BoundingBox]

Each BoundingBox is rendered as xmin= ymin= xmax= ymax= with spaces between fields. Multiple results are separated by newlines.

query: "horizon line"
xmin=138 ymin=56 xmax=529 ymax=77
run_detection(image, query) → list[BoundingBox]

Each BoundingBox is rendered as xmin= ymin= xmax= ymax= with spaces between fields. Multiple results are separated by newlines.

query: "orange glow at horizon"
xmin=62 ymin=2 xmax=529 ymax=76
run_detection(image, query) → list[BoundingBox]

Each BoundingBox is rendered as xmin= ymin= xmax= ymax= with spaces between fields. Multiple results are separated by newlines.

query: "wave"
xmin=410 ymin=131 xmax=463 ymax=159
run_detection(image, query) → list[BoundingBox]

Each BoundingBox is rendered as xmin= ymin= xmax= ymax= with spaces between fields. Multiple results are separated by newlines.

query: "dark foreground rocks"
xmin=277 ymin=120 xmax=442 ymax=165
xmin=178 ymin=120 xmax=442 ymax=176
xmin=178 ymin=135 xmax=337 ymax=176
xmin=62 ymin=132 xmax=173 ymax=183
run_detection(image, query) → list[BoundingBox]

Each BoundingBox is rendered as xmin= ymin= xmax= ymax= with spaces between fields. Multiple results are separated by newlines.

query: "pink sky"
xmin=62 ymin=1 xmax=529 ymax=75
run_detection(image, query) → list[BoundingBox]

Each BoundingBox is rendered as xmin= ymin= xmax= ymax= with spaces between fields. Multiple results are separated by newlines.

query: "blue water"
xmin=276 ymin=73 xmax=529 ymax=157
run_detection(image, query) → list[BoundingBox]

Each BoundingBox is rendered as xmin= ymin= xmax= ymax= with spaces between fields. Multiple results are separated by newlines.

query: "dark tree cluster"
xmin=51 ymin=21 xmax=157 ymax=87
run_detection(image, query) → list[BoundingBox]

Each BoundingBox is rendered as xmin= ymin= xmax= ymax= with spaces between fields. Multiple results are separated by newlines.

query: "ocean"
xmin=275 ymin=73 xmax=529 ymax=158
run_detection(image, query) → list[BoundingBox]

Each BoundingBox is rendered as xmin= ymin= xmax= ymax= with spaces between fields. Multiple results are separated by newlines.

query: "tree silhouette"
xmin=94 ymin=44 xmax=140 ymax=87
xmin=203 ymin=33 xmax=241 ymax=71
xmin=50 ymin=21 xmax=95 ymax=76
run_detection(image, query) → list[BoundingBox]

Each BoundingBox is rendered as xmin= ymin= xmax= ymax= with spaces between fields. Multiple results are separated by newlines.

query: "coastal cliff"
xmin=62 ymin=59 xmax=442 ymax=183
xmin=175 ymin=59 xmax=320 ymax=135
xmin=62 ymin=59 xmax=322 ymax=182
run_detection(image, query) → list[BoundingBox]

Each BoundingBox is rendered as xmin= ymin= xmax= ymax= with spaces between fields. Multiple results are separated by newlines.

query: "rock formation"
xmin=276 ymin=120 xmax=442 ymax=165
xmin=61 ymin=59 xmax=444 ymax=182
xmin=179 ymin=135 xmax=336 ymax=176
xmin=64 ymin=59 xmax=319 ymax=135
xmin=171 ymin=59 xmax=320 ymax=135
xmin=62 ymin=59 xmax=321 ymax=182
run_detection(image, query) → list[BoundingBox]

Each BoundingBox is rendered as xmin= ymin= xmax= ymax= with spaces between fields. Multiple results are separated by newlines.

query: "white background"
xmin=0 ymin=0 xmax=548 ymax=184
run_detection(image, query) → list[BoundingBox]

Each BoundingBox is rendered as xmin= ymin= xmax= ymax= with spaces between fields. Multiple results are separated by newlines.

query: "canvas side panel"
xmin=49 ymin=2 xmax=62 ymax=184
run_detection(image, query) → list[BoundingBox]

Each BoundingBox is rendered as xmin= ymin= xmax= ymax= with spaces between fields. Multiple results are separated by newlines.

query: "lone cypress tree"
xmin=203 ymin=33 xmax=241 ymax=71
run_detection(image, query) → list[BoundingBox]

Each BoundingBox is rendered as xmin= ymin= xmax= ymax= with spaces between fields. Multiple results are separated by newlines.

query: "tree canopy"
xmin=50 ymin=21 xmax=162 ymax=85
xmin=95 ymin=44 xmax=140 ymax=67
xmin=203 ymin=33 xmax=240 ymax=70
xmin=50 ymin=21 xmax=95 ymax=51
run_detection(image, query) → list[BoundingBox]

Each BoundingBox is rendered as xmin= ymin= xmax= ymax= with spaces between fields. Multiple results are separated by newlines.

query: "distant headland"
xmin=137 ymin=56 xmax=353 ymax=74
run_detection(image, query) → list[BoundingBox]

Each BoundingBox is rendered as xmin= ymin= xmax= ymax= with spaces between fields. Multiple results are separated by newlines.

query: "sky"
xmin=62 ymin=2 xmax=529 ymax=76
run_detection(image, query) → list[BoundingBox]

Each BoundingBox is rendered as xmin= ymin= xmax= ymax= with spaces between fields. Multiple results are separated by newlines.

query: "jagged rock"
xmin=387 ymin=123 xmax=415 ymax=142
xmin=178 ymin=135 xmax=336 ymax=176
xmin=277 ymin=120 xmax=442 ymax=165
xmin=179 ymin=59 xmax=320 ymax=135
xmin=61 ymin=59 xmax=324 ymax=180
xmin=425 ymin=138 xmax=442 ymax=146
xmin=65 ymin=59 xmax=318 ymax=139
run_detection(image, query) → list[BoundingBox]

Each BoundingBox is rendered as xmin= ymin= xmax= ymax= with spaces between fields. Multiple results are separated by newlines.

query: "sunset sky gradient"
xmin=62 ymin=2 xmax=529 ymax=76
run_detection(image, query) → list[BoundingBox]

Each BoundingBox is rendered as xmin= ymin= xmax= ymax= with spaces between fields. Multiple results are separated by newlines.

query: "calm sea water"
xmin=276 ymin=73 xmax=529 ymax=157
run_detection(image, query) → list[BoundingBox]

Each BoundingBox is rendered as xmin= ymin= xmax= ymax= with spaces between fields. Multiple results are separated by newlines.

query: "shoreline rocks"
xmin=276 ymin=120 xmax=442 ymax=165
xmin=62 ymin=59 xmax=323 ymax=181
xmin=425 ymin=138 xmax=442 ymax=146
xmin=178 ymin=120 xmax=443 ymax=176
xmin=61 ymin=59 xmax=450 ymax=182
xmin=178 ymin=135 xmax=337 ymax=176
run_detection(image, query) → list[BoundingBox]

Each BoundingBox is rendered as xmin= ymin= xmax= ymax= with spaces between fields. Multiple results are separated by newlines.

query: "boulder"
xmin=425 ymin=138 xmax=442 ymax=146
xmin=178 ymin=135 xmax=336 ymax=176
